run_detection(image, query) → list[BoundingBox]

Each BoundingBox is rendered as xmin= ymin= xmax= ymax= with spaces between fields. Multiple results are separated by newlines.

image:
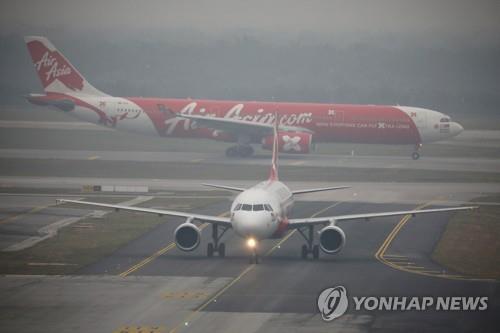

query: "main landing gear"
xmin=297 ymin=225 xmax=320 ymax=260
xmin=412 ymin=143 xmax=422 ymax=160
xmin=207 ymin=224 xmax=229 ymax=258
xmin=225 ymin=145 xmax=254 ymax=158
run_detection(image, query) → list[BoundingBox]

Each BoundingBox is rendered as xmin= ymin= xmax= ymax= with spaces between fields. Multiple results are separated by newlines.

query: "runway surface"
xmin=0 ymin=116 xmax=499 ymax=332
xmin=2 ymin=177 xmax=500 ymax=204
xmin=2 ymin=120 xmax=499 ymax=147
xmin=0 ymin=192 xmax=498 ymax=332
xmin=1 ymin=148 xmax=499 ymax=173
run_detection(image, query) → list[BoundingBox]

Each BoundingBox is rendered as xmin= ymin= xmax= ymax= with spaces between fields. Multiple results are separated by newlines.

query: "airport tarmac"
xmin=1 ymin=177 xmax=500 ymax=204
xmin=1 ymin=148 xmax=499 ymax=173
xmin=0 ymin=193 xmax=498 ymax=332
xmin=0 ymin=116 xmax=499 ymax=332
xmin=1 ymin=120 xmax=499 ymax=147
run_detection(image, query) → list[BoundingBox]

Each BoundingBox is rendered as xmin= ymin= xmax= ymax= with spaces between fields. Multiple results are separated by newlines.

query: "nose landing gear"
xmin=225 ymin=145 xmax=254 ymax=158
xmin=246 ymin=237 xmax=260 ymax=264
xmin=412 ymin=143 xmax=422 ymax=160
xmin=249 ymin=251 xmax=260 ymax=264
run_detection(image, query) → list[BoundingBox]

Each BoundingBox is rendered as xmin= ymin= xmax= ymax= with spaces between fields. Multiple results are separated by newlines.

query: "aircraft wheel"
xmin=207 ymin=243 xmax=214 ymax=257
xmin=225 ymin=146 xmax=238 ymax=157
xmin=412 ymin=152 xmax=420 ymax=160
xmin=312 ymin=245 xmax=320 ymax=260
xmin=249 ymin=253 xmax=260 ymax=264
xmin=238 ymin=145 xmax=254 ymax=158
xmin=301 ymin=245 xmax=308 ymax=259
xmin=218 ymin=243 xmax=226 ymax=258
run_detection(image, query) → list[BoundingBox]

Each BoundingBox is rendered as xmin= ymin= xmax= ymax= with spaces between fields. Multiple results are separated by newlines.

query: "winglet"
xmin=268 ymin=112 xmax=279 ymax=181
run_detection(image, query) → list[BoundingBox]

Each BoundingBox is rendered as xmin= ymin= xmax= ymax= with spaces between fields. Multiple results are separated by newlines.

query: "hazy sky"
xmin=1 ymin=0 xmax=499 ymax=42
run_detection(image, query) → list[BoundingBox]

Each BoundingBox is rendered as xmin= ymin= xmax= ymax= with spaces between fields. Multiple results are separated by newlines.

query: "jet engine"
xmin=174 ymin=222 xmax=201 ymax=251
xmin=319 ymin=225 xmax=346 ymax=254
xmin=261 ymin=132 xmax=313 ymax=154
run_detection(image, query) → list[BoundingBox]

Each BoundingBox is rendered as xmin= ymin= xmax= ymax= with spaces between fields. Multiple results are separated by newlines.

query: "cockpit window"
xmin=253 ymin=204 xmax=264 ymax=211
xmin=237 ymin=203 xmax=273 ymax=211
xmin=242 ymin=204 xmax=252 ymax=211
xmin=440 ymin=117 xmax=450 ymax=122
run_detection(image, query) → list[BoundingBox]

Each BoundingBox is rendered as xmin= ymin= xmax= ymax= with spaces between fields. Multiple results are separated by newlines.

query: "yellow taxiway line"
xmin=119 ymin=212 xmax=229 ymax=277
xmin=374 ymin=201 xmax=494 ymax=282
xmin=168 ymin=201 xmax=344 ymax=333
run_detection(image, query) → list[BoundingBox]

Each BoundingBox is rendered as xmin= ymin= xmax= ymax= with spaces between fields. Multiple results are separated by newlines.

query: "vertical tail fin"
xmin=24 ymin=36 xmax=107 ymax=96
xmin=268 ymin=113 xmax=279 ymax=181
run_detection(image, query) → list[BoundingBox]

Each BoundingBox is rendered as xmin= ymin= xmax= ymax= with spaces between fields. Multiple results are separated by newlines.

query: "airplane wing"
xmin=57 ymin=199 xmax=232 ymax=226
xmin=202 ymin=183 xmax=246 ymax=192
xmin=291 ymin=186 xmax=350 ymax=195
xmin=177 ymin=114 xmax=314 ymax=136
xmin=288 ymin=206 xmax=477 ymax=228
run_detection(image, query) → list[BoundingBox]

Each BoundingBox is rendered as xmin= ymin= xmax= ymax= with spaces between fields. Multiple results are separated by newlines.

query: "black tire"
xmin=312 ymin=245 xmax=320 ymax=260
xmin=225 ymin=147 xmax=238 ymax=158
xmin=241 ymin=146 xmax=254 ymax=157
xmin=301 ymin=245 xmax=308 ymax=259
xmin=227 ymin=146 xmax=254 ymax=158
xmin=249 ymin=254 xmax=255 ymax=264
xmin=218 ymin=243 xmax=226 ymax=258
xmin=255 ymin=254 xmax=260 ymax=264
xmin=207 ymin=243 xmax=214 ymax=257
xmin=249 ymin=253 xmax=259 ymax=264
xmin=412 ymin=152 xmax=420 ymax=160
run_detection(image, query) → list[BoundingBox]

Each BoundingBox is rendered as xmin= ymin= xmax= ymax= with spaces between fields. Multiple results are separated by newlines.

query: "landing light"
xmin=246 ymin=238 xmax=257 ymax=249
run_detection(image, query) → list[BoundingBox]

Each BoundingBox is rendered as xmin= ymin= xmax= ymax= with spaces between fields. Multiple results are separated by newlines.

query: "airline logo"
xmin=27 ymin=40 xmax=83 ymax=91
xmin=163 ymin=101 xmax=313 ymax=135
xmin=282 ymin=135 xmax=302 ymax=152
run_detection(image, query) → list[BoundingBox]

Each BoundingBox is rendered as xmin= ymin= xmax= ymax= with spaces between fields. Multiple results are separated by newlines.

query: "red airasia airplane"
xmin=24 ymin=36 xmax=464 ymax=159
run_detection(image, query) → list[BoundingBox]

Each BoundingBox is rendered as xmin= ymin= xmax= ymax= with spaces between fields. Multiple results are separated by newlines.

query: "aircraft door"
xmin=410 ymin=109 xmax=427 ymax=129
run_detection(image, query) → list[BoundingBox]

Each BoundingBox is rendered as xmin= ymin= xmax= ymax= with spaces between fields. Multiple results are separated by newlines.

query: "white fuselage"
xmin=230 ymin=180 xmax=293 ymax=239
xmin=41 ymin=94 xmax=465 ymax=145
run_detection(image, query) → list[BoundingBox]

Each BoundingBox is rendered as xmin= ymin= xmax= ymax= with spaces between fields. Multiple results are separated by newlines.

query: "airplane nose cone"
xmin=232 ymin=212 xmax=273 ymax=238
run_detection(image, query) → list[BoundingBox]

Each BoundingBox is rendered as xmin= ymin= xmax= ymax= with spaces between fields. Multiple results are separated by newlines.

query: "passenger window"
xmin=242 ymin=204 xmax=252 ymax=211
xmin=254 ymin=204 xmax=264 ymax=211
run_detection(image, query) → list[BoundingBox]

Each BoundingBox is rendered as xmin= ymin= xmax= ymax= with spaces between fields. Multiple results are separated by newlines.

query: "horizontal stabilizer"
xmin=26 ymin=94 xmax=75 ymax=111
